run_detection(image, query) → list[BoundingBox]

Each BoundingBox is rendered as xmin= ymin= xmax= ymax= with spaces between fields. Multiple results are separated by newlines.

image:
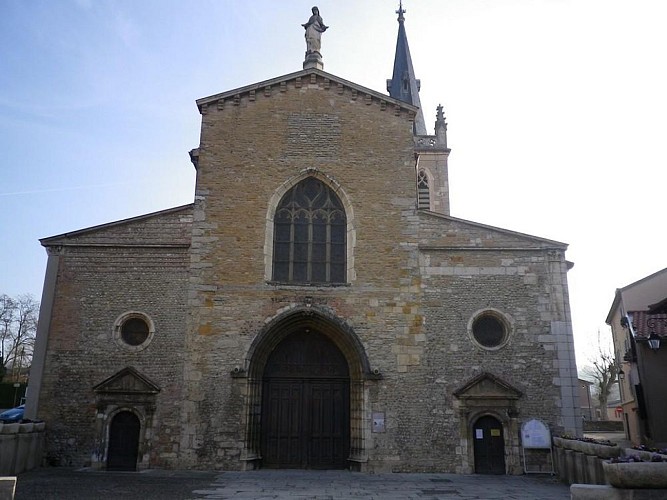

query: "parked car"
xmin=0 ymin=404 xmax=25 ymax=423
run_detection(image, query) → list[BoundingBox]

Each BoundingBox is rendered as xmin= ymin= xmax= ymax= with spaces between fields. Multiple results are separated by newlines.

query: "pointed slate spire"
xmin=386 ymin=2 xmax=428 ymax=136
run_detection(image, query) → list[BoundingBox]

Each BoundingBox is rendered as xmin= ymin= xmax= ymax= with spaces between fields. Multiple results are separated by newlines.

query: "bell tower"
xmin=387 ymin=2 xmax=451 ymax=215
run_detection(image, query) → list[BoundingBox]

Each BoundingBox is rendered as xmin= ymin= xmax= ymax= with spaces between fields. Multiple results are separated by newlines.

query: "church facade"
xmin=28 ymin=8 xmax=580 ymax=474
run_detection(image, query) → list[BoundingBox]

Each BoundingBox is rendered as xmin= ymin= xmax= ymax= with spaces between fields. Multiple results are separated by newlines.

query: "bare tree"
xmin=581 ymin=330 xmax=619 ymax=420
xmin=0 ymin=293 xmax=39 ymax=382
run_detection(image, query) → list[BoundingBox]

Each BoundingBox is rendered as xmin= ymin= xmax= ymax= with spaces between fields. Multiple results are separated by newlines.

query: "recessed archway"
xmin=242 ymin=307 xmax=370 ymax=470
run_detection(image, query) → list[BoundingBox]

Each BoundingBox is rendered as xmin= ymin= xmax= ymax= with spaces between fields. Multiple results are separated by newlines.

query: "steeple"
xmin=387 ymin=2 xmax=428 ymax=136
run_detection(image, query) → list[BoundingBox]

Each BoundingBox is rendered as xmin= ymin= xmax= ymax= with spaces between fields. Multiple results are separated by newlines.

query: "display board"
xmin=521 ymin=419 xmax=551 ymax=449
xmin=520 ymin=418 xmax=554 ymax=474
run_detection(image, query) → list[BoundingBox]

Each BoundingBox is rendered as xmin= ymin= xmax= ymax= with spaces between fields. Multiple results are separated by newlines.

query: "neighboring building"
xmin=605 ymin=383 xmax=623 ymax=423
xmin=27 ymin=7 xmax=580 ymax=474
xmin=578 ymin=378 xmax=594 ymax=421
xmin=606 ymin=268 xmax=667 ymax=446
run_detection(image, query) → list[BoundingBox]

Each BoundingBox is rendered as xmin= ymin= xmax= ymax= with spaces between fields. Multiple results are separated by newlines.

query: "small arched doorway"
xmin=261 ymin=329 xmax=350 ymax=469
xmin=107 ymin=411 xmax=140 ymax=471
xmin=473 ymin=415 xmax=506 ymax=474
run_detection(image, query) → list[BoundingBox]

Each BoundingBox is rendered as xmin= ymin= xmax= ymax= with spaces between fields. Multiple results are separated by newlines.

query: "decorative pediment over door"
xmin=93 ymin=366 xmax=161 ymax=396
xmin=91 ymin=367 xmax=160 ymax=471
xmin=453 ymin=373 xmax=524 ymax=475
xmin=454 ymin=372 xmax=522 ymax=402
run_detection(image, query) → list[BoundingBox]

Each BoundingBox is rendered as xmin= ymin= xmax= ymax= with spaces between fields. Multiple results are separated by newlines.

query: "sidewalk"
xmin=14 ymin=467 xmax=570 ymax=499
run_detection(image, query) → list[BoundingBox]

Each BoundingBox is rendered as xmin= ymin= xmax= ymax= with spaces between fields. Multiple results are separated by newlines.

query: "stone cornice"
xmin=195 ymin=68 xmax=419 ymax=118
xmin=418 ymin=245 xmax=564 ymax=252
xmin=40 ymin=204 xmax=193 ymax=246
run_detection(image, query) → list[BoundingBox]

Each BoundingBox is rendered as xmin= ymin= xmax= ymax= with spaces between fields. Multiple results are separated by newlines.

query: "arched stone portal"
xmin=242 ymin=307 xmax=371 ymax=470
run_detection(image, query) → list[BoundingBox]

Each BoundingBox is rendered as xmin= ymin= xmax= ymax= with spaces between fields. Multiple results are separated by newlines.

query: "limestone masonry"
xmin=28 ymin=7 xmax=580 ymax=474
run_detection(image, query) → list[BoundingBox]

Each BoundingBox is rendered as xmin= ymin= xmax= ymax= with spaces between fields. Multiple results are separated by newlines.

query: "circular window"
xmin=121 ymin=318 xmax=149 ymax=346
xmin=113 ymin=312 xmax=155 ymax=351
xmin=469 ymin=310 xmax=512 ymax=350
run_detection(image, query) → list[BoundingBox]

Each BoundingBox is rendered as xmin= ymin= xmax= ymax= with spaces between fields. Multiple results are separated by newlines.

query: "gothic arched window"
xmin=417 ymin=169 xmax=430 ymax=210
xmin=272 ymin=177 xmax=346 ymax=284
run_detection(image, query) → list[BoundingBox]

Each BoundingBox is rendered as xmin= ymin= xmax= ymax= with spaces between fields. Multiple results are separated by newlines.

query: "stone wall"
xmin=179 ymin=71 xmax=578 ymax=472
xmin=0 ymin=422 xmax=45 ymax=475
xmin=34 ymin=208 xmax=192 ymax=468
xmin=32 ymin=70 xmax=579 ymax=473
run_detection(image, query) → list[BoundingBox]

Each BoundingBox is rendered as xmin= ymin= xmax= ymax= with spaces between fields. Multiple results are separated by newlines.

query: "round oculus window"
xmin=472 ymin=314 xmax=507 ymax=348
xmin=121 ymin=317 xmax=150 ymax=346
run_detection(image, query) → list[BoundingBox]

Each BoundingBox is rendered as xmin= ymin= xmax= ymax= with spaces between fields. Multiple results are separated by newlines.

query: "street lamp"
xmin=647 ymin=332 xmax=661 ymax=352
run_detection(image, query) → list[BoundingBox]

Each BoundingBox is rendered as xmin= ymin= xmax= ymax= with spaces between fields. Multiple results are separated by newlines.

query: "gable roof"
xmin=418 ymin=210 xmax=569 ymax=250
xmin=606 ymin=267 xmax=667 ymax=324
xmin=40 ymin=204 xmax=193 ymax=247
xmin=195 ymin=68 xmax=419 ymax=117
xmin=627 ymin=311 xmax=667 ymax=340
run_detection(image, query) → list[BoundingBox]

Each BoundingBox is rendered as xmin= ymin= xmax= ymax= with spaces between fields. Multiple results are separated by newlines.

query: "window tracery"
xmin=272 ymin=177 xmax=346 ymax=284
xmin=417 ymin=169 xmax=430 ymax=210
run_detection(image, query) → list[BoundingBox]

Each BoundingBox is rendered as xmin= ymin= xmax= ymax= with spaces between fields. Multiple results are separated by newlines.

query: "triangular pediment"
xmin=93 ymin=366 xmax=161 ymax=395
xmin=195 ymin=68 xmax=418 ymax=117
xmin=453 ymin=372 xmax=522 ymax=400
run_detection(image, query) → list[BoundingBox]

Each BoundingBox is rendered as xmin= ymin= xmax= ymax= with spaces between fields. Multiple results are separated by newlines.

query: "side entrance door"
xmin=473 ymin=415 xmax=506 ymax=474
xmin=261 ymin=330 xmax=350 ymax=469
xmin=107 ymin=411 xmax=140 ymax=471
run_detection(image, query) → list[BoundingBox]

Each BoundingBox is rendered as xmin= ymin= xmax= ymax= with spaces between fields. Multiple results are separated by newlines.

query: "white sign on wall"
xmin=521 ymin=419 xmax=551 ymax=449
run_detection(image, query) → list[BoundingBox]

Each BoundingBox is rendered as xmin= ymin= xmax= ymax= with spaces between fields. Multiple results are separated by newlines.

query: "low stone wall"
xmin=0 ymin=477 xmax=16 ymax=500
xmin=553 ymin=436 xmax=620 ymax=485
xmin=0 ymin=422 xmax=45 ymax=475
xmin=583 ymin=420 xmax=624 ymax=432
xmin=568 ymin=445 xmax=667 ymax=499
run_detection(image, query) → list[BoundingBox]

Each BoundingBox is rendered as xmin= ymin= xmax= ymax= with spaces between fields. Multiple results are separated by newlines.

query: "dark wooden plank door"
xmin=264 ymin=380 xmax=303 ymax=467
xmin=107 ymin=411 xmax=140 ymax=471
xmin=473 ymin=415 xmax=506 ymax=474
xmin=307 ymin=381 xmax=349 ymax=468
xmin=261 ymin=330 xmax=349 ymax=469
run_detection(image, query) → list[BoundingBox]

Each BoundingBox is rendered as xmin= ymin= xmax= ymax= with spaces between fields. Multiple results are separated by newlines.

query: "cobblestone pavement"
xmin=14 ymin=468 xmax=217 ymax=500
xmin=15 ymin=468 xmax=569 ymax=499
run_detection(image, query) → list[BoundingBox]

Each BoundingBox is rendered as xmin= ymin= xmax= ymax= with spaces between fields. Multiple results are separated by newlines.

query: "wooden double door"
xmin=473 ymin=415 xmax=506 ymax=474
xmin=261 ymin=331 xmax=350 ymax=469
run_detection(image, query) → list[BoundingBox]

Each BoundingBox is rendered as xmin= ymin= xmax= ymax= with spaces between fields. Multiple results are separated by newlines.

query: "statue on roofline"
xmin=302 ymin=6 xmax=328 ymax=56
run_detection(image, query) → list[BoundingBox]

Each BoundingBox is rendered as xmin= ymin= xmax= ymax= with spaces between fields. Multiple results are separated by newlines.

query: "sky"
xmin=2 ymin=0 xmax=666 ymax=370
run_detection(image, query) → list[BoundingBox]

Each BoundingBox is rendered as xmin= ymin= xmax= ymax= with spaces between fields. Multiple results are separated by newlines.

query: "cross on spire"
xmin=387 ymin=0 xmax=427 ymax=135
xmin=396 ymin=1 xmax=406 ymax=22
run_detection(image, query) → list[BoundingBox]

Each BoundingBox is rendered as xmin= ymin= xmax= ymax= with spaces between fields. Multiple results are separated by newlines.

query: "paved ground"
xmin=14 ymin=467 xmax=570 ymax=499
